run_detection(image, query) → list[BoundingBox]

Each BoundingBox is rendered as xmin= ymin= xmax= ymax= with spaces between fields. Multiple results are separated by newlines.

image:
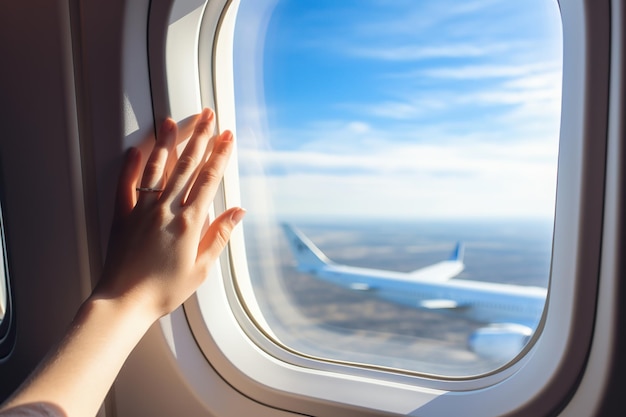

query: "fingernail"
xmin=230 ymin=208 xmax=247 ymax=225
xmin=201 ymin=108 xmax=211 ymax=120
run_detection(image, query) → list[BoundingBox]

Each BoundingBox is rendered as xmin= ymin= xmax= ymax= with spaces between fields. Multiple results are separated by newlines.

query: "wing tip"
xmin=281 ymin=223 xmax=332 ymax=270
xmin=449 ymin=242 xmax=464 ymax=262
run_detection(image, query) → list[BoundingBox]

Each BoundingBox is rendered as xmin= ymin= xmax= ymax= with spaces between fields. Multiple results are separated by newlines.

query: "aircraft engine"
xmin=468 ymin=323 xmax=533 ymax=361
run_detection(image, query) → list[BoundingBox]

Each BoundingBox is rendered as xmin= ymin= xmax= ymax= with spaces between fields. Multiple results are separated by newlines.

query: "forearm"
xmin=1 ymin=296 xmax=156 ymax=417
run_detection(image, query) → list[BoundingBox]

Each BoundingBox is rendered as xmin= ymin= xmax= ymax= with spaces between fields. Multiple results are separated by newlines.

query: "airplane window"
xmin=233 ymin=0 xmax=562 ymax=376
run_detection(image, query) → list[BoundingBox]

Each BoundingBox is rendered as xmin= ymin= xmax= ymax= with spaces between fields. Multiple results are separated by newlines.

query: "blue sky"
xmin=233 ymin=0 xmax=563 ymax=220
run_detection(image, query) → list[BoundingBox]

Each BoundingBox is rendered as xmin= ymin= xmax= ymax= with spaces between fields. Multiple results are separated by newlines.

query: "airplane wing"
xmin=281 ymin=224 xmax=333 ymax=272
xmin=282 ymin=223 xmax=464 ymax=283
xmin=282 ymin=224 xmax=545 ymax=362
xmin=408 ymin=242 xmax=464 ymax=283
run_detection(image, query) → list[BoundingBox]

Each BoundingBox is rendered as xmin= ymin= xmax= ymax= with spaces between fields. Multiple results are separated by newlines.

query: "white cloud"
xmin=347 ymin=43 xmax=511 ymax=61
xmin=345 ymin=121 xmax=372 ymax=134
xmin=238 ymin=137 xmax=559 ymax=220
xmin=337 ymin=65 xmax=563 ymax=139
xmin=233 ymin=0 xmax=562 ymax=221
xmin=346 ymin=100 xmax=434 ymax=120
xmin=354 ymin=0 xmax=504 ymax=37
xmin=418 ymin=63 xmax=559 ymax=80
xmin=241 ymin=167 xmax=557 ymax=221
xmin=240 ymin=139 xmax=557 ymax=176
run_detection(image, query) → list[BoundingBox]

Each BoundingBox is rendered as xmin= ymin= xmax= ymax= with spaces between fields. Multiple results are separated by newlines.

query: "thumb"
xmin=197 ymin=207 xmax=246 ymax=267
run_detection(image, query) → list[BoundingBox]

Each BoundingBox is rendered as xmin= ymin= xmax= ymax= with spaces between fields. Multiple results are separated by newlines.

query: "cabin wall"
xmin=0 ymin=0 xmax=90 ymax=401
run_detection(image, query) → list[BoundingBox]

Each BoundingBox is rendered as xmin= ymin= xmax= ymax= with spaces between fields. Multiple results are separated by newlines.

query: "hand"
xmin=93 ymin=108 xmax=245 ymax=320
xmin=0 ymin=109 xmax=245 ymax=417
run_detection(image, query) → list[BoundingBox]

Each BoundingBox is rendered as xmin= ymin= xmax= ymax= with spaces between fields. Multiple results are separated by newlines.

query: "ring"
xmin=136 ymin=187 xmax=164 ymax=193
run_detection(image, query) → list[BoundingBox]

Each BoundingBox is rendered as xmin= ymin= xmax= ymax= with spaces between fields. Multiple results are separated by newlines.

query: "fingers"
xmin=132 ymin=107 xmax=234 ymax=224
xmin=160 ymin=108 xmax=216 ymax=205
xmin=175 ymin=113 xmax=204 ymax=146
xmin=184 ymin=130 xmax=234 ymax=214
xmin=163 ymin=113 xmax=204 ymax=186
xmin=136 ymin=118 xmax=177 ymax=206
xmin=113 ymin=147 xmax=142 ymax=222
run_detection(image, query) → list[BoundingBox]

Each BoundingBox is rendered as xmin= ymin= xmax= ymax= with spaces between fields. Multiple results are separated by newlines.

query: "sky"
xmin=233 ymin=0 xmax=563 ymax=221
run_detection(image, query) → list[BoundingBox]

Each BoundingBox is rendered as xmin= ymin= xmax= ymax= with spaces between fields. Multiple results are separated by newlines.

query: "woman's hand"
xmin=93 ymin=108 xmax=245 ymax=320
xmin=0 ymin=108 xmax=244 ymax=417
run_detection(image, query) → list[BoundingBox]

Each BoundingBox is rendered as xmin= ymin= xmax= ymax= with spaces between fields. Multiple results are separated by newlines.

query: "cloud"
xmin=240 ymin=166 xmax=557 ymax=221
xmin=335 ymin=63 xmax=562 ymax=142
xmin=239 ymin=138 xmax=558 ymax=184
xmin=346 ymin=43 xmax=512 ymax=61
xmin=234 ymin=0 xmax=562 ymax=220
xmin=237 ymin=114 xmax=559 ymax=220
xmin=342 ymin=100 xmax=444 ymax=120
xmin=417 ymin=63 xmax=559 ymax=80
xmin=352 ymin=0 xmax=506 ymax=37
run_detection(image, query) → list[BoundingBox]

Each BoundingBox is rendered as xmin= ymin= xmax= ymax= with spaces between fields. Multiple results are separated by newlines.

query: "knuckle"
xmin=176 ymin=210 xmax=196 ymax=232
xmin=153 ymin=205 xmax=171 ymax=224
xmin=178 ymin=210 xmax=196 ymax=230
xmin=177 ymin=154 xmax=198 ymax=173
xmin=143 ymin=149 xmax=168 ymax=175
xmin=143 ymin=163 xmax=161 ymax=180
xmin=197 ymin=166 xmax=221 ymax=187
xmin=213 ymin=224 xmax=232 ymax=249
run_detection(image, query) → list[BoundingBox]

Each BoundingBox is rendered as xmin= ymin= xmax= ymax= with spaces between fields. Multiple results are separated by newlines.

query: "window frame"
xmin=146 ymin=0 xmax=614 ymax=415
xmin=0 ymin=186 xmax=15 ymax=361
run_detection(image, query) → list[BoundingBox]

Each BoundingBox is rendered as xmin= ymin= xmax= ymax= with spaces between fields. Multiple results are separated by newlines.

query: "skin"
xmin=0 ymin=108 xmax=245 ymax=417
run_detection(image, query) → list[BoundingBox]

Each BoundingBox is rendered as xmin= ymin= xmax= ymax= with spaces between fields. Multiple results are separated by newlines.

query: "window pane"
xmin=233 ymin=0 xmax=562 ymax=376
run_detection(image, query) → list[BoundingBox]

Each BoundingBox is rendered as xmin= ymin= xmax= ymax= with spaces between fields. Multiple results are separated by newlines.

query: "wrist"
xmin=80 ymin=291 xmax=160 ymax=332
